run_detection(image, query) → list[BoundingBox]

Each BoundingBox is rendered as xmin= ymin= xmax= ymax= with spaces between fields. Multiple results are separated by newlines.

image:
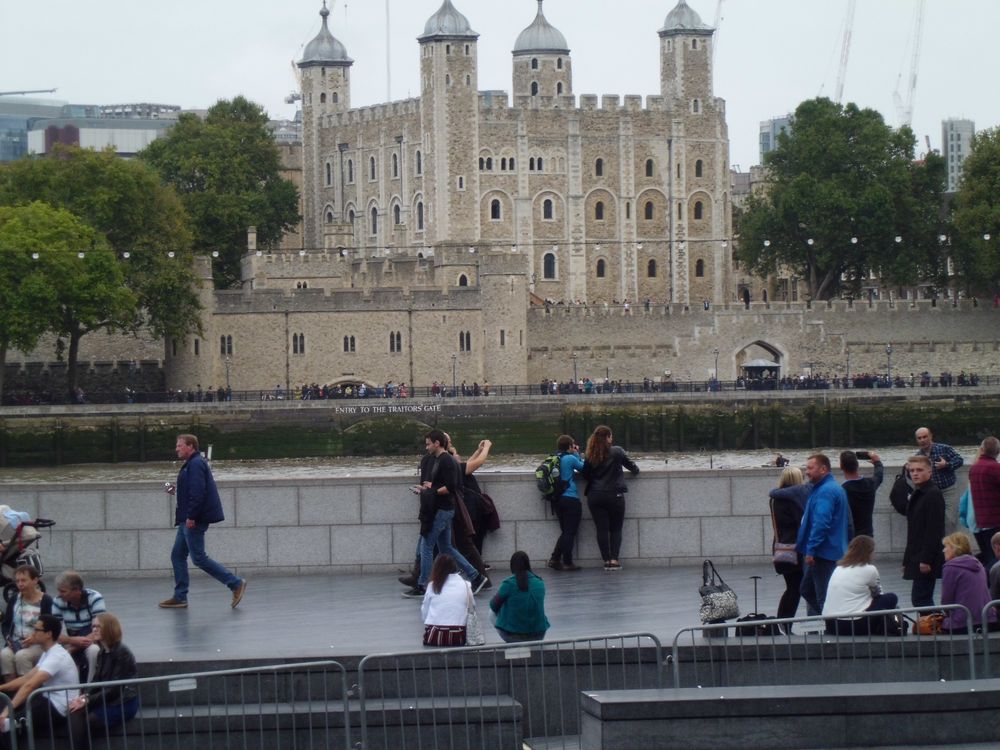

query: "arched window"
xmin=486 ymin=157 xmax=493 ymax=170
xmin=490 ymin=199 xmax=501 ymax=220
xmin=645 ymin=201 xmax=654 ymax=220
xmin=509 ymin=157 xmax=515 ymax=170
xmin=395 ymin=332 xmax=402 ymax=352
xmin=464 ymin=331 xmax=471 ymax=351
xmin=325 ymin=209 xmax=334 ymax=224
xmin=543 ymin=252 xmax=556 ymax=279
xmin=537 ymin=157 xmax=543 ymax=171
xmin=531 ymin=82 xmax=539 ymax=96
xmin=529 ymin=157 xmax=536 ymax=171
xmin=459 ymin=331 xmax=466 ymax=352
xmin=370 ymin=206 xmax=378 ymax=235
xmin=458 ymin=274 xmax=469 ymax=287
xmin=678 ymin=203 xmax=683 ymax=219
xmin=692 ymin=39 xmax=698 ymax=50
xmin=692 ymin=99 xmax=700 ymax=114
xmin=445 ymin=74 xmax=451 ymax=86
xmin=479 ymin=157 xmax=485 ymax=171
xmin=543 ymin=198 xmax=553 ymax=220
xmin=557 ymin=82 xmax=563 ymax=95
xmin=501 ymin=157 xmax=507 ymax=170
xmin=596 ymin=259 xmax=606 ymax=278
xmin=347 ymin=160 xmax=354 ymax=183
xmin=466 ymin=74 xmax=471 ymax=86
xmin=645 ymin=159 xmax=654 ymax=177
xmin=695 ymin=159 xmax=703 ymax=177
xmin=369 ymin=156 xmax=376 ymax=180
xmin=194 ymin=339 xmax=199 ymax=356
xmin=325 ymin=162 xmax=332 ymax=185
xmin=392 ymin=153 xmax=398 ymax=177
xmin=415 ymin=150 xmax=422 ymax=174
xmin=531 ymin=58 xmax=539 ymax=70
xmin=220 ymin=335 xmax=233 ymax=356
xmin=595 ymin=201 xmax=604 ymax=220
xmin=694 ymin=201 xmax=704 ymax=220
xmin=320 ymin=93 xmax=326 ymax=104
xmin=390 ymin=331 xmax=403 ymax=352
xmin=348 ymin=209 xmax=356 ymax=224
xmin=557 ymin=58 xmax=563 ymax=70
xmin=625 ymin=202 xmax=631 ymax=219
xmin=695 ymin=259 xmax=705 ymax=277
xmin=465 ymin=44 xmax=470 ymax=55
xmin=595 ymin=158 xmax=604 ymax=177
xmin=417 ymin=202 xmax=425 ymax=230
xmin=393 ymin=204 xmax=401 ymax=225
xmin=332 ymin=92 xmax=338 ymax=103
xmin=647 ymin=259 xmax=657 ymax=278
xmin=343 ymin=335 xmax=356 ymax=353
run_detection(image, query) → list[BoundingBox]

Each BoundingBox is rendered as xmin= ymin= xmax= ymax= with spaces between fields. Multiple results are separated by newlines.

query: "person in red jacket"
xmin=970 ymin=437 xmax=1000 ymax=569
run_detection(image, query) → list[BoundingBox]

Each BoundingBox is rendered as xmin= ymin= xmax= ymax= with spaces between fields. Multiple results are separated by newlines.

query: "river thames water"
xmin=0 ymin=445 xmax=978 ymax=484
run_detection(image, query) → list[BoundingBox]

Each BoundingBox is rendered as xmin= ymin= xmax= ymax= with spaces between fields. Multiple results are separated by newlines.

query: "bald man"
xmin=914 ymin=427 xmax=964 ymax=535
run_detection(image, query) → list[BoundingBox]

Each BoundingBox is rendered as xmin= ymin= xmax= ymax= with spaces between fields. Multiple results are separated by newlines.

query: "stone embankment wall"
xmin=3 ymin=465 xmax=945 ymax=578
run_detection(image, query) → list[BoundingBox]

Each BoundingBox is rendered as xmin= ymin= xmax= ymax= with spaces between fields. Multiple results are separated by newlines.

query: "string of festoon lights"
xmin=760 ymin=233 xmax=992 ymax=248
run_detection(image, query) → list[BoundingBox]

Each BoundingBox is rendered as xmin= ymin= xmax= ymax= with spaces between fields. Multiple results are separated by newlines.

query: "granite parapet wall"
xmin=1 ymin=465 xmax=944 ymax=579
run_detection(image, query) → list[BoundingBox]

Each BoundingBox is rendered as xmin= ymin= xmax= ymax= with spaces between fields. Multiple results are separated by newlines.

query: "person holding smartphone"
xmin=840 ymin=450 xmax=883 ymax=539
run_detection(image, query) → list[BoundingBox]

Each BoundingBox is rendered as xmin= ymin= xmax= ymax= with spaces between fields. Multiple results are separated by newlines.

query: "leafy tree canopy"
xmin=736 ymin=98 xmax=947 ymax=300
xmin=951 ymin=127 xmax=1000 ymax=294
xmin=0 ymin=201 xmax=134 ymax=399
xmin=140 ymin=96 xmax=300 ymax=288
xmin=0 ymin=146 xmax=199 ymax=340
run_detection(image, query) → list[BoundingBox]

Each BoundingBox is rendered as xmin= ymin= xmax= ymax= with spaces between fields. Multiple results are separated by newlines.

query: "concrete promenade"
xmin=91 ymin=561 xmax=915 ymax=664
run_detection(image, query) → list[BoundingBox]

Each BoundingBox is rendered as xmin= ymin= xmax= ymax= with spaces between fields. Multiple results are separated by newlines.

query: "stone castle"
xmin=8 ymin=1 xmax=1000 ymax=394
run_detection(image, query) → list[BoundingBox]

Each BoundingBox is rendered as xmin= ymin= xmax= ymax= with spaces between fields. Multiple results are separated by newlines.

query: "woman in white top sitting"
xmin=421 ymin=554 xmax=473 ymax=647
xmin=822 ymin=535 xmax=899 ymax=635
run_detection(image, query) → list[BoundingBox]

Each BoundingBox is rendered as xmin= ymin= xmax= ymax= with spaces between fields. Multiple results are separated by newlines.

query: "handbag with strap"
xmin=465 ymin=586 xmax=486 ymax=646
xmin=699 ymin=559 xmax=740 ymax=623
xmin=769 ymin=498 xmax=800 ymax=567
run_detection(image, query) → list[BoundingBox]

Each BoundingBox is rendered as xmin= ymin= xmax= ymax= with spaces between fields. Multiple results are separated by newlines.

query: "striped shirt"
xmin=52 ymin=588 xmax=107 ymax=637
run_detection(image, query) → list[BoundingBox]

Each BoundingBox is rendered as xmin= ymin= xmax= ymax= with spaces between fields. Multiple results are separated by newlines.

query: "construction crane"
xmin=0 ymin=88 xmax=57 ymax=97
xmin=893 ymin=0 xmax=926 ymax=128
xmin=834 ymin=0 xmax=856 ymax=103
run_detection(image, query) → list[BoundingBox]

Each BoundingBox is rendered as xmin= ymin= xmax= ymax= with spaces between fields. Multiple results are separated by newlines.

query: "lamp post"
xmin=846 ymin=349 xmax=851 ymax=386
xmin=571 ymin=353 xmax=579 ymax=385
xmin=224 ymin=355 xmax=232 ymax=396
xmin=451 ymin=354 xmax=457 ymax=397
xmin=885 ymin=344 xmax=893 ymax=388
xmin=713 ymin=348 xmax=719 ymax=385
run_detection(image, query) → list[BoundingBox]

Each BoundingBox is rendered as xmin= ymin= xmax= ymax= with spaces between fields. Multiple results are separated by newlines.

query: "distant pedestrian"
xmin=840 ymin=450 xmax=883 ymax=538
xmin=581 ymin=425 xmax=639 ymax=570
xmin=796 ymin=454 xmax=850 ymax=615
xmin=914 ymin=426 xmax=964 ymax=535
xmin=548 ymin=435 xmax=584 ymax=571
xmin=159 ymin=434 xmax=246 ymax=610
xmin=895 ymin=455 xmax=945 ymax=607
xmin=489 ymin=552 xmax=549 ymax=643
xmin=769 ymin=467 xmax=809 ymax=630
xmin=969 ymin=437 xmax=1000 ymax=570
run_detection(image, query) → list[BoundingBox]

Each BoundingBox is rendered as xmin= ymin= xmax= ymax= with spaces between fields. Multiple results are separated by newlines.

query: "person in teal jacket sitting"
xmin=489 ymin=551 xmax=550 ymax=643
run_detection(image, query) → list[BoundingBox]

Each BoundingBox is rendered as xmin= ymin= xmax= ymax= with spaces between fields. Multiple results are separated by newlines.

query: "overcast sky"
xmin=3 ymin=0 xmax=995 ymax=170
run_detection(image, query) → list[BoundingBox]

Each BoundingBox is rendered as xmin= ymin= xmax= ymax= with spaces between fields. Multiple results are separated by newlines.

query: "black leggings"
xmin=587 ymin=493 xmax=625 ymax=562
xmin=777 ymin=569 xmax=803 ymax=621
xmin=551 ymin=496 xmax=583 ymax=564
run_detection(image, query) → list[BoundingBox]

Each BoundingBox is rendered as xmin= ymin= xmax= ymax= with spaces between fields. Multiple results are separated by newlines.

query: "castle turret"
xmin=659 ymin=0 xmax=714 ymax=103
xmin=512 ymin=1 xmax=572 ymax=101
xmin=418 ymin=1 xmax=481 ymax=245
xmin=298 ymin=1 xmax=353 ymax=252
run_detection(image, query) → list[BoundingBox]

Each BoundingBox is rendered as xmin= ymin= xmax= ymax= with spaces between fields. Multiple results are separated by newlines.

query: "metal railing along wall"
xmin=23 ymin=660 xmax=351 ymax=750
xmin=356 ymin=632 xmax=662 ymax=750
xmin=980 ymin=598 xmax=1000 ymax=678
xmin=671 ymin=605 xmax=977 ymax=689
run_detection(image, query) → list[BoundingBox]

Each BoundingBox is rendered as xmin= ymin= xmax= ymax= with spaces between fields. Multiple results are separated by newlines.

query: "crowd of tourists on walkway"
xmin=768 ymin=426 xmax=1000 ymax=636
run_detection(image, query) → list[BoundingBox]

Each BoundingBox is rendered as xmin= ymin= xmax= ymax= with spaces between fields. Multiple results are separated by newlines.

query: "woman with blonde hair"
xmin=940 ymin=532 xmax=998 ymax=634
xmin=769 ymin=466 xmax=809 ymax=630
xmin=581 ymin=425 xmax=639 ymax=570
xmin=822 ymin=535 xmax=899 ymax=635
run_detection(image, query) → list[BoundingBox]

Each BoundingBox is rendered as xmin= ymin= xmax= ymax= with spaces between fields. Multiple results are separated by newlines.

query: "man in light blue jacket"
xmin=796 ymin=453 xmax=850 ymax=616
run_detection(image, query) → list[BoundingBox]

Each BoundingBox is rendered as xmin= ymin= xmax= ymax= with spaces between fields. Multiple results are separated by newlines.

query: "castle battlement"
xmin=324 ymin=97 xmax=420 ymax=128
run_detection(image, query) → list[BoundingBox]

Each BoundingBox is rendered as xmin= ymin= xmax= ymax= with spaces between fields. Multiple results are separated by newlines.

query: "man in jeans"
xmin=402 ymin=430 xmax=488 ymax=598
xmin=797 ymin=453 xmax=850 ymax=616
xmin=160 ymin=434 xmax=247 ymax=609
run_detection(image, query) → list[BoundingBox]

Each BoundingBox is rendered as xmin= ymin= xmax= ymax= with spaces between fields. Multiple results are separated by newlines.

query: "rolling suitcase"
xmin=735 ymin=575 xmax=781 ymax=636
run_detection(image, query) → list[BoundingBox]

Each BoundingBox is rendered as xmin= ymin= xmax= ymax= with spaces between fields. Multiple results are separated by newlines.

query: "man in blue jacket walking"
xmin=159 ymin=434 xmax=247 ymax=609
xmin=796 ymin=453 xmax=850 ymax=616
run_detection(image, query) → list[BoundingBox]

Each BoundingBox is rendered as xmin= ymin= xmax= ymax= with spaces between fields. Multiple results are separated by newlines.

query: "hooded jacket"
xmin=941 ymin=554 xmax=997 ymax=631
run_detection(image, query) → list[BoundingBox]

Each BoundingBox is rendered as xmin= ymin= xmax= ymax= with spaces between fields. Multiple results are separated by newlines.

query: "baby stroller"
xmin=0 ymin=505 xmax=55 ymax=603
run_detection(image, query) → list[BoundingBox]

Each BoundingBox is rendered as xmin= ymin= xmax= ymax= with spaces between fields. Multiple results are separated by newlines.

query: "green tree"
xmin=737 ymin=98 xmax=947 ymax=300
xmin=0 ymin=146 xmax=199 ymax=341
xmin=140 ymin=96 xmax=300 ymax=288
xmin=0 ymin=202 xmax=135 ymax=399
xmin=951 ymin=127 xmax=1000 ymax=294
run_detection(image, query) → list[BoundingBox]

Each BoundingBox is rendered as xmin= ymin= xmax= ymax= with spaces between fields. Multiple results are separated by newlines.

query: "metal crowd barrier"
xmin=0 ymin=693 xmax=18 ymax=749
xmin=671 ymin=605 xmax=978 ymax=689
xmin=980 ymin=598 xmax=1000 ymax=678
xmin=22 ymin=660 xmax=351 ymax=750
xmin=356 ymin=632 xmax=663 ymax=750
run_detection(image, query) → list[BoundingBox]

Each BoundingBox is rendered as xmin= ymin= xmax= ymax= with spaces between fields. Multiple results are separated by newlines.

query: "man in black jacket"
xmin=840 ymin=450 xmax=883 ymax=538
xmin=897 ymin=456 xmax=946 ymax=607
